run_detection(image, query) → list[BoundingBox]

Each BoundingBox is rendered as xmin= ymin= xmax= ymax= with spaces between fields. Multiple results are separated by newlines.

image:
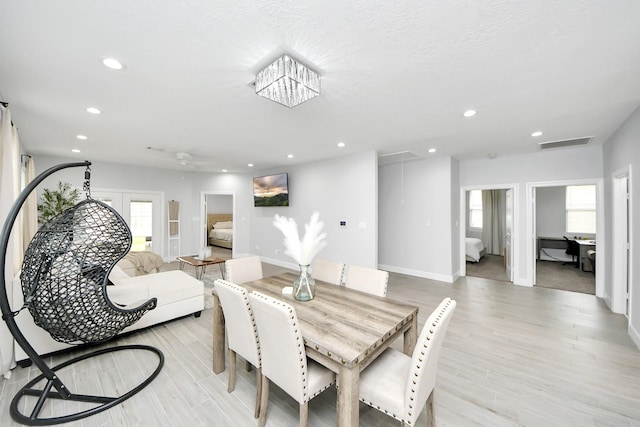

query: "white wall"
xmin=379 ymin=156 xmax=456 ymax=282
xmin=603 ymin=105 xmax=640 ymax=348
xmin=206 ymin=195 xmax=232 ymax=214
xmin=195 ymin=151 xmax=379 ymax=271
xmin=459 ymin=145 xmax=603 ymax=285
xmin=536 ymin=186 xmax=566 ymax=238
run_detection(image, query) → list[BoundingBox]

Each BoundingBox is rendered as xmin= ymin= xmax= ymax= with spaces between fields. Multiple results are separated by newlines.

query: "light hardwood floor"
xmin=1 ymin=269 xmax=639 ymax=426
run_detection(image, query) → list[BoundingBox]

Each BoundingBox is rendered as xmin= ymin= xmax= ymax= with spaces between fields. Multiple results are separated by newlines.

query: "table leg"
xmin=179 ymin=260 xmax=185 ymax=271
xmin=404 ymin=314 xmax=418 ymax=356
xmin=336 ymin=365 xmax=359 ymax=427
xmin=219 ymin=263 xmax=226 ymax=280
xmin=212 ymin=292 xmax=226 ymax=374
xmin=196 ymin=266 xmax=204 ymax=280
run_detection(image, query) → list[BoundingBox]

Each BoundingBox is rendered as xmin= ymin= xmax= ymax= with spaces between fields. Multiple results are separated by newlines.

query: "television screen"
xmin=253 ymin=173 xmax=289 ymax=207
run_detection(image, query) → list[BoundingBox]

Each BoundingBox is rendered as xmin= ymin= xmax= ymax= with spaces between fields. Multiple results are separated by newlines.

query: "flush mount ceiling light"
xmin=463 ymin=110 xmax=477 ymax=117
xmin=86 ymin=107 xmax=101 ymax=114
xmin=428 ymin=148 xmax=437 ymax=153
xmin=76 ymin=135 xmax=87 ymax=140
xmin=531 ymin=131 xmax=543 ymax=137
xmin=255 ymin=54 xmax=320 ymax=108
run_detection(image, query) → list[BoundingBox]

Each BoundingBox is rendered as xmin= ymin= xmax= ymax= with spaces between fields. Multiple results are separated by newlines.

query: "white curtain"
xmin=482 ymin=189 xmax=505 ymax=255
xmin=22 ymin=156 xmax=38 ymax=249
xmin=0 ymin=106 xmax=21 ymax=378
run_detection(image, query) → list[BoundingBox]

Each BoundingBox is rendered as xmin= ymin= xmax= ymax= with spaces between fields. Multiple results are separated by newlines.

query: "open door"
xmin=505 ymin=188 xmax=513 ymax=281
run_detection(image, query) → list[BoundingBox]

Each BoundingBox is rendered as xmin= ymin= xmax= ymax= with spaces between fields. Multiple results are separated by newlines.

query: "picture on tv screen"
xmin=253 ymin=173 xmax=289 ymax=207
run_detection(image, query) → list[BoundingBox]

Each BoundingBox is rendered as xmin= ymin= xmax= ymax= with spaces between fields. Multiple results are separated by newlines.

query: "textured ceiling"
xmin=1 ymin=1 xmax=640 ymax=172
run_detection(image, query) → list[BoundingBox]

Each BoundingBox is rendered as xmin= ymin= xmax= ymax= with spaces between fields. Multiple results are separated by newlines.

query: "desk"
xmin=575 ymin=240 xmax=596 ymax=271
xmin=212 ymin=272 xmax=419 ymax=427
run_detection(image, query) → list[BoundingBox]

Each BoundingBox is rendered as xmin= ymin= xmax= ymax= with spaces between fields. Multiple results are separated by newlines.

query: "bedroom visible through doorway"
xmin=203 ymin=192 xmax=235 ymax=259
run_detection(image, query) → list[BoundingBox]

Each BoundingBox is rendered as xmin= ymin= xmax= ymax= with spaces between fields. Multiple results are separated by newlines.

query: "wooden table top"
xmin=240 ymin=272 xmax=418 ymax=369
xmin=177 ymin=255 xmax=226 ymax=267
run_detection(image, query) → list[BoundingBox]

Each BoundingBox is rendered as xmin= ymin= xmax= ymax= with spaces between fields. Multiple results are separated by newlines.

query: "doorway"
xmin=201 ymin=191 xmax=235 ymax=258
xmin=527 ymin=179 xmax=603 ymax=296
xmin=460 ymin=185 xmax=517 ymax=283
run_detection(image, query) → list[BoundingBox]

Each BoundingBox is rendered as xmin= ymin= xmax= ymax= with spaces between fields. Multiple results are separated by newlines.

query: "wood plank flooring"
xmin=1 ymin=269 xmax=639 ymax=426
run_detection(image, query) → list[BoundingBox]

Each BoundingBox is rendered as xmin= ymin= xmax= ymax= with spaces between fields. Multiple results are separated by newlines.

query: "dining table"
xmin=211 ymin=272 xmax=419 ymax=427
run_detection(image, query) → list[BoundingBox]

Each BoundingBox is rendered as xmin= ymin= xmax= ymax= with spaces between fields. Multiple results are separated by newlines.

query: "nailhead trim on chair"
xmin=359 ymin=298 xmax=454 ymax=424
xmin=251 ymin=292 xmax=311 ymax=402
xmin=217 ymin=280 xmax=261 ymax=356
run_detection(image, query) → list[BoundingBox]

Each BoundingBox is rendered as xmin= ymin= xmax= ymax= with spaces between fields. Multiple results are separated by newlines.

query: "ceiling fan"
xmin=146 ymin=147 xmax=216 ymax=170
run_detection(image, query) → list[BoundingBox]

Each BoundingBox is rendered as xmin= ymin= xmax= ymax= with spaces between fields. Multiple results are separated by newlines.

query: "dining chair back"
xmin=358 ymin=297 xmax=456 ymax=427
xmin=225 ymin=256 xmax=263 ymax=284
xmin=248 ymin=291 xmax=335 ymax=427
xmin=214 ymin=279 xmax=262 ymax=418
xmin=311 ymin=258 xmax=344 ymax=286
xmin=344 ymin=265 xmax=389 ymax=297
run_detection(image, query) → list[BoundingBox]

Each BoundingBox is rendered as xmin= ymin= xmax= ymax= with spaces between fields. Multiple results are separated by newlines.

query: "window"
xmin=566 ymin=185 xmax=596 ymax=234
xmin=469 ymin=190 xmax=483 ymax=228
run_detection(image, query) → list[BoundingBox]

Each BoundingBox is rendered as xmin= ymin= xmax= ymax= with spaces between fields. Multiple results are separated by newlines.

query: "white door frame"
xmin=525 ymin=179 xmax=604 ymax=296
xmin=460 ymin=183 xmax=519 ymax=283
xmin=612 ymin=166 xmax=633 ymax=315
xmin=200 ymin=191 xmax=236 ymax=257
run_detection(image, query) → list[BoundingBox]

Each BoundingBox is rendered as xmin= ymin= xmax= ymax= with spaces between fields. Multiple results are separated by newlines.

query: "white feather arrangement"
xmin=273 ymin=211 xmax=327 ymax=265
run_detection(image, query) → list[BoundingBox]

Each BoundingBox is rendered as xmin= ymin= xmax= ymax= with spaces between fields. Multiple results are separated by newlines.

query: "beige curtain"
xmin=482 ymin=189 xmax=505 ymax=255
xmin=0 ymin=106 xmax=21 ymax=377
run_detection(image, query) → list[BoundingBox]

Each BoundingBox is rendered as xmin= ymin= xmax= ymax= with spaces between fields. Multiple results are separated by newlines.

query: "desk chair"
xmin=563 ymin=237 xmax=579 ymax=268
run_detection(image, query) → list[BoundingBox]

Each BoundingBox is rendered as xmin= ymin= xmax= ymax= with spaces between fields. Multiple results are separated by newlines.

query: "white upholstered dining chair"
xmin=311 ymin=258 xmax=344 ymax=286
xmin=214 ymin=279 xmax=262 ymax=418
xmin=248 ymin=292 xmax=335 ymax=427
xmin=358 ymin=297 xmax=456 ymax=427
xmin=344 ymin=265 xmax=389 ymax=297
xmin=225 ymin=256 xmax=263 ymax=284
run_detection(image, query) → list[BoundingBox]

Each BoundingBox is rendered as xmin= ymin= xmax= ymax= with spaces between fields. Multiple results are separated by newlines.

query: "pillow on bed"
xmin=213 ymin=221 xmax=233 ymax=229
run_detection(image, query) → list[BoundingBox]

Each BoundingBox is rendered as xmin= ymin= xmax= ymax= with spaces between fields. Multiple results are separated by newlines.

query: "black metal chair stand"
xmin=0 ymin=161 xmax=164 ymax=425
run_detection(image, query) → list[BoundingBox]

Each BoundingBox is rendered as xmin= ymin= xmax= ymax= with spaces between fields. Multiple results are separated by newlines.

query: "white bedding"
xmin=465 ymin=237 xmax=485 ymax=262
xmin=209 ymin=228 xmax=233 ymax=242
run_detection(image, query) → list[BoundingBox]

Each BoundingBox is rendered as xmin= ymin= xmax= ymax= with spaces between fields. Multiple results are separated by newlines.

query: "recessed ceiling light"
xmin=531 ymin=131 xmax=543 ymax=137
xmin=337 ymin=142 xmax=345 ymax=148
xmin=287 ymin=154 xmax=294 ymax=159
xmin=222 ymin=169 xmax=228 ymax=173
xmin=463 ymin=110 xmax=477 ymax=117
xmin=102 ymin=58 xmax=124 ymax=70
xmin=248 ymin=163 xmax=254 ymax=167
xmin=488 ymin=153 xmax=497 ymax=159
xmin=428 ymin=148 xmax=437 ymax=153
xmin=76 ymin=134 xmax=87 ymax=140
xmin=71 ymin=149 xmax=81 ymax=153
xmin=86 ymin=107 xmax=101 ymax=114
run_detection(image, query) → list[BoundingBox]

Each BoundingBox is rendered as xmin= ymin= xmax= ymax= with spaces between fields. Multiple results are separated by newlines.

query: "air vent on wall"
xmin=538 ymin=136 xmax=592 ymax=150
xmin=378 ymin=151 xmax=421 ymax=165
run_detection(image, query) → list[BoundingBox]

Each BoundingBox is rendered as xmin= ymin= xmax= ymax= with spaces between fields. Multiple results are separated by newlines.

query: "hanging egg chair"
xmin=0 ymin=161 xmax=164 ymax=425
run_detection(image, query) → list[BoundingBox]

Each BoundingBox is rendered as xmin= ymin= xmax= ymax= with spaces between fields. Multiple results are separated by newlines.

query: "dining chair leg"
xmin=258 ymin=375 xmax=269 ymax=427
xmin=254 ymin=367 xmax=262 ymax=418
xmin=299 ymin=401 xmax=308 ymax=427
xmin=426 ymin=389 xmax=435 ymax=427
xmin=228 ymin=349 xmax=236 ymax=393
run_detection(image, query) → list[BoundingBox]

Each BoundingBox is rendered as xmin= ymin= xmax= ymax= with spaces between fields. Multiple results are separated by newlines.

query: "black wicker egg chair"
xmin=0 ymin=161 xmax=164 ymax=425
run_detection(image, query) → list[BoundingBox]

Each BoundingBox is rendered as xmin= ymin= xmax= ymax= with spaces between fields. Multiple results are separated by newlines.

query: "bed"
xmin=465 ymin=237 xmax=486 ymax=263
xmin=207 ymin=213 xmax=233 ymax=249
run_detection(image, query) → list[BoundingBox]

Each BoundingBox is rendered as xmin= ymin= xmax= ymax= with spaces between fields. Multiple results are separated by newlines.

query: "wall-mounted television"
xmin=253 ymin=173 xmax=289 ymax=207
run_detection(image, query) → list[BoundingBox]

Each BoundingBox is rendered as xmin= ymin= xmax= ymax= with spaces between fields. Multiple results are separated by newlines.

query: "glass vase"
xmin=293 ymin=264 xmax=315 ymax=301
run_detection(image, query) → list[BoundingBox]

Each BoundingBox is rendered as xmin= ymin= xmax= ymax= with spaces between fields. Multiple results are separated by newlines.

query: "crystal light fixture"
xmin=255 ymin=55 xmax=320 ymax=108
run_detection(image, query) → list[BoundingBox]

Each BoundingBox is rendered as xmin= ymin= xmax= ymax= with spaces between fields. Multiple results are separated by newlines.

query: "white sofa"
xmin=12 ymin=265 xmax=204 ymax=365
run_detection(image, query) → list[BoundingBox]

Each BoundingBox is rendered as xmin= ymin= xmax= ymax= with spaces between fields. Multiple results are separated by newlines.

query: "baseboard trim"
xmin=629 ymin=321 xmax=640 ymax=350
xmin=378 ymin=264 xmax=454 ymax=283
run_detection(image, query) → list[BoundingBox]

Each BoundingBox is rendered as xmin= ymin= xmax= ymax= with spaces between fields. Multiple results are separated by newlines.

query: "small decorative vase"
xmin=293 ymin=264 xmax=315 ymax=301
